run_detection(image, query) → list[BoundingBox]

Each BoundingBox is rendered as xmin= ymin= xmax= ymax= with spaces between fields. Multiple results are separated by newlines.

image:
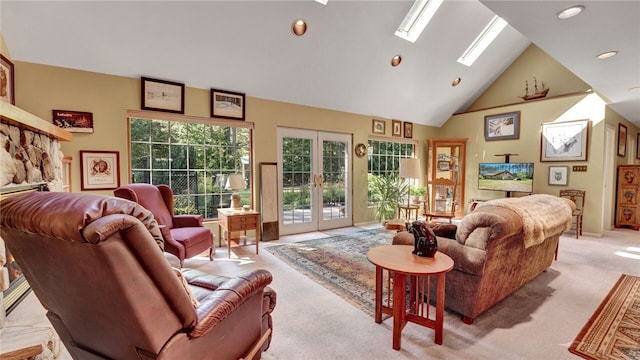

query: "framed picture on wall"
xmin=403 ymin=121 xmax=413 ymax=138
xmin=637 ymin=133 xmax=640 ymax=160
xmin=484 ymin=111 xmax=520 ymax=141
xmin=141 ymin=77 xmax=185 ymax=114
xmin=80 ymin=150 xmax=120 ymax=190
xmin=0 ymin=54 xmax=15 ymax=105
xmin=372 ymin=119 xmax=385 ymax=134
xmin=617 ymin=123 xmax=627 ymax=157
xmin=211 ymin=88 xmax=245 ymax=120
xmin=392 ymin=120 xmax=402 ymax=137
xmin=540 ymin=119 xmax=590 ymax=162
xmin=548 ymin=166 xmax=569 ymax=186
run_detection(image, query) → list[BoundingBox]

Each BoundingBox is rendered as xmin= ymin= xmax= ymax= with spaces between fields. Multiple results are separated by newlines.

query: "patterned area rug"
xmin=569 ymin=274 xmax=640 ymax=360
xmin=266 ymin=229 xmax=396 ymax=316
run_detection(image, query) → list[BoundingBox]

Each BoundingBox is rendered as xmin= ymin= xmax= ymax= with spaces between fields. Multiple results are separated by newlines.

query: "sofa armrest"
xmin=188 ymin=269 xmax=273 ymax=338
xmin=437 ymin=237 xmax=486 ymax=275
xmin=173 ymin=214 xmax=203 ymax=227
xmin=456 ymin=208 xmax=522 ymax=250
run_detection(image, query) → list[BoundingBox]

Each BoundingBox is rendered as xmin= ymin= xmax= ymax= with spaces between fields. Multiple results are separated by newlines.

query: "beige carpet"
xmin=569 ymin=274 xmax=640 ymax=360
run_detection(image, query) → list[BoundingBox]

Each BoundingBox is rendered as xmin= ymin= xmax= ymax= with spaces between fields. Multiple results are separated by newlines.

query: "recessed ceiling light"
xmin=292 ymin=19 xmax=307 ymax=36
xmin=596 ymin=51 xmax=618 ymax=60
xmin=315 ymin=0 xmax=328 ymax=4
xmin=556 ymin=5 xmax=585 ymax=20
xmin=391 ymin=55 xmax=402 ymax=67
xmin=452 ymin=78 xmax=461 ymax=86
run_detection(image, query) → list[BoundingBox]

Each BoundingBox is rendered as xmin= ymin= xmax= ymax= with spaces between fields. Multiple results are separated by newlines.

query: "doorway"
xmin=277 ymin=128 xmax=352 ymax=235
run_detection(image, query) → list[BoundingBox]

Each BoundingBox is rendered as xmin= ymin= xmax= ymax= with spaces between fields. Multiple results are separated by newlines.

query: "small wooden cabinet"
xmin=615 ymin=165 xmax=640 ymax=230
xmin=426 ymin=138 xmax=467 ymax=219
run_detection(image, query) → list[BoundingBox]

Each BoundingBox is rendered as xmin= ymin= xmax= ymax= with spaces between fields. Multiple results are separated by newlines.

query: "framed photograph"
xmin=617 ymin=123 xmax=627 ymax=157
xmin=437 ymin=161 xmax=450 ymax=171
xmin=80 ymin=151 xmax=120 ymax=190
xmin=392 ymin=119 xmax=402 ymax=137
xmin=637 ymin=133 xmax=640 ymax=160
xmin=540 ymin=119 xmax=590 ymax=162
xmin=548 ymin=166 xmax=569 ymax=186
xmin=52 ymin=110 xmax=94 ymax=133
xmin=403 ymin=121 xmax=413 ymax=138
xmin=211 ymin=88 xmax=245 ymax=120
xmin=372 ymin=119 xmax=385 ymax=134
xmin=484 ymin=111 xmax=520 ymax=141
xmin=0 ymin=53 xmax=15 ymax=105
xmin=141 ymin=77 xmax=185 ymax=114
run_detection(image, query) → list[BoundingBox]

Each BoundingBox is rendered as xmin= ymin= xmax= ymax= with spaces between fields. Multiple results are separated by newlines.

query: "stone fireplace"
xmin=0 ymin=102 xmax=72 ymax=325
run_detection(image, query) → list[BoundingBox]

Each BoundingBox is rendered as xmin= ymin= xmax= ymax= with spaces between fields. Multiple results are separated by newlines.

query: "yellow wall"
xmin=3 ymin=37 xmax=638 ymax=235
xmin=7 ymin=59 xmax=439 ymax=225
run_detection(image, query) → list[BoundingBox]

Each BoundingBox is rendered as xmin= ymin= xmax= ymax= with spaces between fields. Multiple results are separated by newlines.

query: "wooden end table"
xmin=367 ymin=245 xmax=454 ymax=350
xmin=217 ymin=208 xmax=261 ymax=258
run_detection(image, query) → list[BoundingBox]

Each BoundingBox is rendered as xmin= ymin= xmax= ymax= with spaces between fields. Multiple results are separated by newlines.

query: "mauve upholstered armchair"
xmin=0 ymin=192 xmax=276 ymax=360
xmin=114 ymin=183 xmax=214 ymax=267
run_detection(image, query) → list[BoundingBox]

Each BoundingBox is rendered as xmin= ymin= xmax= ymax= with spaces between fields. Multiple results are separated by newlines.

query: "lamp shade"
xmin=399 ymin=158 xmax=420 ymax=180
xmin=225 ymin=173 xmax=246 ymax=190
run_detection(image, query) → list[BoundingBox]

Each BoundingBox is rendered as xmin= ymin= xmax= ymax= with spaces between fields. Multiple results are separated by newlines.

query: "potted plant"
xmin=410 ymin=185 xmax=426 ymax=203
xmin=368 ymin=172 xmax=408 ymax=222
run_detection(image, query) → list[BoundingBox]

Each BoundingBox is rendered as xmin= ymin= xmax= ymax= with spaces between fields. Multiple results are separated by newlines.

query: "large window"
xmin=367 ymin=139 xmax=415 ymax=204
xmin=368 ymin=139 xmax=414 ymax=176
xmin=129 ymin=115 xmax=252 ymax=219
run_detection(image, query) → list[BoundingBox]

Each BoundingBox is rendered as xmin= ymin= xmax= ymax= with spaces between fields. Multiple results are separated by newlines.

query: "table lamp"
xmin=399 ymin=158 xmax=421 ymax=208
xmin=226 ymin=173 xmax=246 ymax=209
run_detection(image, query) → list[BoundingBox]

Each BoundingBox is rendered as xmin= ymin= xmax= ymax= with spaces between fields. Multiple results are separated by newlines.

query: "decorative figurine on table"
xmin=407 ymin=221 xmax=438 ymax=258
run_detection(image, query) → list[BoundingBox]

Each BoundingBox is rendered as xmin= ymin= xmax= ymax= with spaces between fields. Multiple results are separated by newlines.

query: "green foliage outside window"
xmin=129 ymin=117 xmax=251 ymax=219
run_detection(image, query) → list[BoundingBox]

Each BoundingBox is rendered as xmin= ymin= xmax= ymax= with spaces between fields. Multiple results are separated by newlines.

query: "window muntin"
xmin=129 ymin=117 xmax=251 ymax=219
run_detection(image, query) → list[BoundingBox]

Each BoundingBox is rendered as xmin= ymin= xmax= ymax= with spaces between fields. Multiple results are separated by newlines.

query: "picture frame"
xmin=52 ymin=110 xmax=94 ymax=133
xmin=540 ymin=119 xmax=590 ymax=162
xmin=484 ymin=111 xmax=520 ymax=141
xmin=141 ymin=77 xmax=185 ymax=114
xmin=372 ymin=119 xmax=385 ymax=135
xmin=548 ymin=166 xmax=569 ymax=186
xmin=0 ymin=53 xmax=15 ymax=105
xmin=211 ymin=88 xmax=245 ymax=120
xmin=392 ymin=119 xmax=402 ymax=137
xmin=437 ymin=161 xmax=450 ymax=171
xmin=80 ymin=150 xmax=120 ymax=190
xmin=403 ymin=121 xmax=413 ymax=138
xmin=617 ymin=123 xmax=627 ymax=157
xmin=637 ymin=133 xmax=640 ymax=160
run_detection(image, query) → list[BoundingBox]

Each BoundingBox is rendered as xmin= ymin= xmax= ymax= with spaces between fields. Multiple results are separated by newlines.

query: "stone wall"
xmin=0 ymin=123 xmax=64 ymax=192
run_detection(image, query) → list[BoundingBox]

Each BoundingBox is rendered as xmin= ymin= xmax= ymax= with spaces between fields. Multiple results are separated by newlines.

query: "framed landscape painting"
xmin=141 ymin=77 xmax=185 ymax=114
xmin=211 ymin=88 xmax=245 ymax=120
xmin=540 ymin=119 xmax=590 ymax=162
xmin=484 ymin=111 xmax=520 ymax=141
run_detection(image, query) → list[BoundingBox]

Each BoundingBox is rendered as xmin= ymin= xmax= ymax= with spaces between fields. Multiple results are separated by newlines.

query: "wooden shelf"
xmin=0 ymin=101 xmax=72 ymax=142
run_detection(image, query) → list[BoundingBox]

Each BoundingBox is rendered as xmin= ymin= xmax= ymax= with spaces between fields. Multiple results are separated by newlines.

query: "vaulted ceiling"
xmin=1 ymin=1 xmax=638 ymax=127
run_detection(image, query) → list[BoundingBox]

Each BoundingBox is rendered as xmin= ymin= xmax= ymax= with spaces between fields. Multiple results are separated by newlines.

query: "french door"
xmin=277 ymin=128 xmax=352 ymax=235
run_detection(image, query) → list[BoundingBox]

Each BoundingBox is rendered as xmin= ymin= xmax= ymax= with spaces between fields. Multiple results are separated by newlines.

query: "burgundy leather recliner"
xmin=114 ymin=183 xmax=214 ymax=267
xmin=0 ymin=192 xmax=276 ymax=360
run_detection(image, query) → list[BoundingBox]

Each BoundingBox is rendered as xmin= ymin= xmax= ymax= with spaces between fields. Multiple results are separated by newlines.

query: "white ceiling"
xmin=1 ymin=1 xmax=638 ymax=128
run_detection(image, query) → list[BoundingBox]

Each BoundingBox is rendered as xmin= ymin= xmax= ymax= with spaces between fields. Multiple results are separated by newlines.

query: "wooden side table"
xmin=397 ymin=204 xmax=420 ymax=221
xmin=367 ymin=245 xmax=454 ymax=350
xmin=217 ymin=209 xmax=261 ymax=258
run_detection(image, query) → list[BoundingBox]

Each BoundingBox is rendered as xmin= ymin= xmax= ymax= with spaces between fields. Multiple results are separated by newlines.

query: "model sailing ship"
xmin=520 ymin=77 xmax=549 ymax=101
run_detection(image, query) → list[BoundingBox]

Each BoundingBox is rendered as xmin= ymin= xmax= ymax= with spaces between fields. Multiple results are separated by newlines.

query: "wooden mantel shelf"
xmin=0 ymin=101 xmax=73 ymax=142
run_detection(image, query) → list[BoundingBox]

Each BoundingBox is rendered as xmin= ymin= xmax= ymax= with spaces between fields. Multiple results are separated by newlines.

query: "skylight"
xmin=457 ymin=15 xmax=508 ymax=67
xmin=394 ymin=0 xmax=444 ymax=43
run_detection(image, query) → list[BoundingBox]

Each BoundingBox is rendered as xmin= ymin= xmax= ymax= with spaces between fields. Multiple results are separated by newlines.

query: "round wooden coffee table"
xmin=367 ymin=245 xmax=454 ymax=350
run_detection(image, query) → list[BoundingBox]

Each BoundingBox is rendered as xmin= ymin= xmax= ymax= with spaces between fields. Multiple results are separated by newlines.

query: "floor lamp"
xmin=399 ymin=158 xmax=421 ymax=209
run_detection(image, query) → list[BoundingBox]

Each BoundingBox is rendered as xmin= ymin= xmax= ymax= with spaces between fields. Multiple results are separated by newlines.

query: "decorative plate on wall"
xmin=355 ymin=143 xmax=367 ymax=158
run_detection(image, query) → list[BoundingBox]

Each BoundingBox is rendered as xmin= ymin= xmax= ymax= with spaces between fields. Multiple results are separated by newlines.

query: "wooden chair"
xmin=559 ymin=189 xmax=586 ymax=239
xmin=425 ymin=177 xmax=457 ymax=223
